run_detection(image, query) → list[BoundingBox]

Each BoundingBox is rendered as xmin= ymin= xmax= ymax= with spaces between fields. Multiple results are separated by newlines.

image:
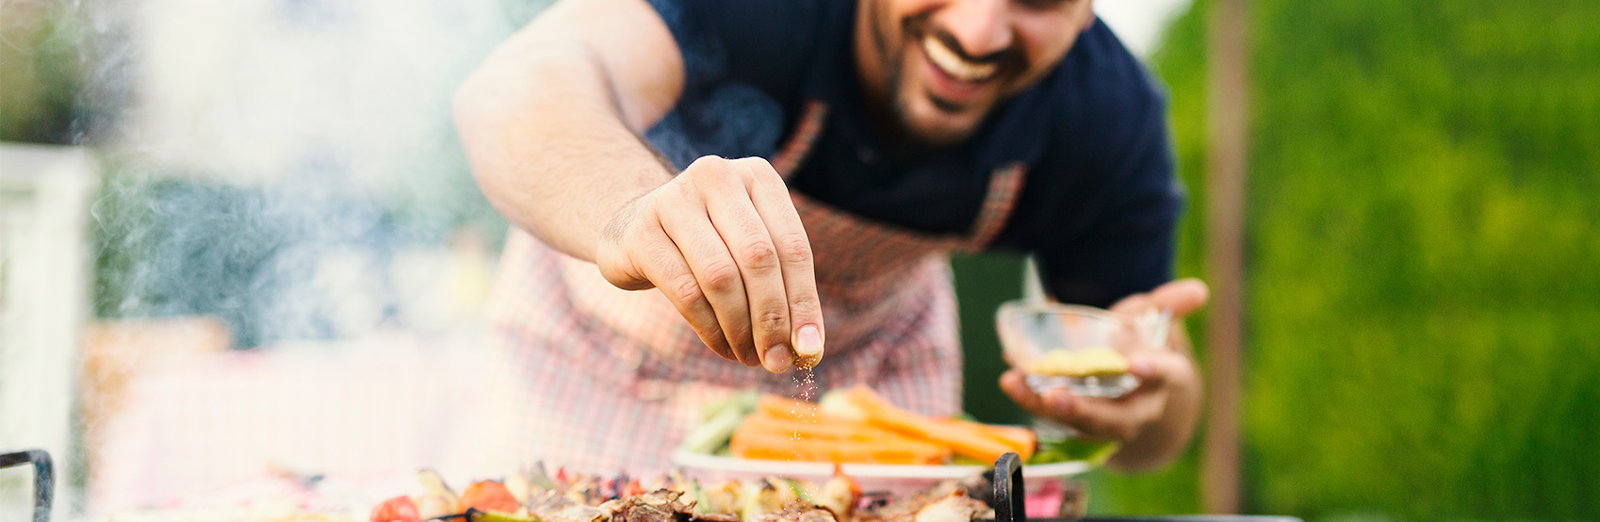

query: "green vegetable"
xmin=681 ymin=390 xmax=759 ymax=455
xmin=691 ymin=481 xmax=712 ymax=514
xmin=786 ymin=478 xmax=813 ymax=503
xmin=1027 ymin=437 xmax=1119 ymax=466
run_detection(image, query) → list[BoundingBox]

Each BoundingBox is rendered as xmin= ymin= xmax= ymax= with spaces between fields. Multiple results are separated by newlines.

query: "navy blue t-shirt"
xmin=641 ymin=0 xmax=1183 ymax=308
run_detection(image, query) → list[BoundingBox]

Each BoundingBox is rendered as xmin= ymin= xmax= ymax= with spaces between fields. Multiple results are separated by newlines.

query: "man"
xmin=454 ymin=0 xmax=1207 ymax=474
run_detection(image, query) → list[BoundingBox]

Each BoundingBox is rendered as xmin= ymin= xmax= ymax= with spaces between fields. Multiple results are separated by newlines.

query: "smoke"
xmin=0 ymin=0 xmax=559 ymax=516
xmin=78 ymin=0 xmax=535 ymax=345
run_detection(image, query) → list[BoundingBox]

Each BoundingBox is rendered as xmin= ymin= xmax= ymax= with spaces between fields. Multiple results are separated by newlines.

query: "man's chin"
xmin=901 ymin=103 xmax=985 ymax=147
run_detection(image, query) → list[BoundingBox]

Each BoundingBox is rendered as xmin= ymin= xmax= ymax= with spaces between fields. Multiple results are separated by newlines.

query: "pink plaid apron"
xmin=483 ymin=101 xmax=1028 ymax=475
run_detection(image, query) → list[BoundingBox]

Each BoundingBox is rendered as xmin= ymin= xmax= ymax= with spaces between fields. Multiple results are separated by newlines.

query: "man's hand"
xmin=595 ymin=155 xmax=826 ymax=372
xmin=999 ymin=278 xmax=1208 ymax=470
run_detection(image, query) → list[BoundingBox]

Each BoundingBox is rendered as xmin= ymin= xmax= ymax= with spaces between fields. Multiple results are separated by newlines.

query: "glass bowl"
xmin=994 ymin=301 xmax=1168 ymax=399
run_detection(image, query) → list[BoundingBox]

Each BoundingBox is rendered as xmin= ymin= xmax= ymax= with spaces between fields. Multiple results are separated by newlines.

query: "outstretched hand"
xmin=595 ymin=155 xmax=825 ymax=372
xmin=999 ymin=278 xmax=1208 ymax=469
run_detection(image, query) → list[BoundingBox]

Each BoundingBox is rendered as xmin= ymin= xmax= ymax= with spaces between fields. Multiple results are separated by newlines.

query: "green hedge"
xmin=1081 ymin=1 xmax=1600 ymax=520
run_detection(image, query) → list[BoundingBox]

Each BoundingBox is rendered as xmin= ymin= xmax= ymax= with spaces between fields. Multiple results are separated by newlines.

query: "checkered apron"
xmin=483 ymin=101 xmax=1028 ymax=475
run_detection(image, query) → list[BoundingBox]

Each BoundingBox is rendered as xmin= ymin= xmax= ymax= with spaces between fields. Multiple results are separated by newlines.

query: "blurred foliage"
xmin=0 ymin=1 xmax=88 ymax=143
xmin=1088 ymin=0 xmax=1600 ymax=520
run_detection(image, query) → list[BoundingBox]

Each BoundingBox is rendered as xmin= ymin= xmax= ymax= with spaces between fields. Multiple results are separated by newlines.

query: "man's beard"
xmin=868 ymin=8 xmax=1027 ymax=148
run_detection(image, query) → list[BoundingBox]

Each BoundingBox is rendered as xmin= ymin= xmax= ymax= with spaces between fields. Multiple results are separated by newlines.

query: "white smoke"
xmin=3 ymin=0 xmax=554 ymax=517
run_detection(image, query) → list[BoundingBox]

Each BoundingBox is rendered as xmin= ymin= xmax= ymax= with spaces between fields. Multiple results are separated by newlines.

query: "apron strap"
xmin=770 ymin=98 xmax=1028 ymax=250
xmin=965 ymin=162 xmax=1028 ymax=248
xmin=772 ymin=100 xmax=830 ymax=179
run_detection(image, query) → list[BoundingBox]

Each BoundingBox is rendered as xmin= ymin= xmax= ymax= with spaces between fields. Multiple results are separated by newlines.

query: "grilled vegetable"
xmin=371 ymin=495 xmax=421 ymax=522
xmin=460 ymin=481 xmax=523 ymax=514
xmin=417 ymin=470 xmax=460 ymax=519
xmin=468 ymin=508 xmax=541 ymax=522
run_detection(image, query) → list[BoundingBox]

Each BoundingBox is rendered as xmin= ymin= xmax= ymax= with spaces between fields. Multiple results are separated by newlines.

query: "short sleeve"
xmin=641 ymin=0 xmax=816 ymax=100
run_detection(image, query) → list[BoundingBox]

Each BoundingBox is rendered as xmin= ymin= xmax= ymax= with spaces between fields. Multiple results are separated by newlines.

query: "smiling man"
xmin=455 ymin=0 xmax=1206 ymax=474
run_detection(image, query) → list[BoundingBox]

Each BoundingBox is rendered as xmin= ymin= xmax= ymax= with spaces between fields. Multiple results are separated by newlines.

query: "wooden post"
xmin=1204 ymin=0 xmax=1249 ymax=514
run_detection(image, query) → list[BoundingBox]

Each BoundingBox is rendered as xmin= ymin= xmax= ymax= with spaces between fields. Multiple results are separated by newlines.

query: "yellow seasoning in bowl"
xmin=1025 ymin=347 xmax=1130 ymax=377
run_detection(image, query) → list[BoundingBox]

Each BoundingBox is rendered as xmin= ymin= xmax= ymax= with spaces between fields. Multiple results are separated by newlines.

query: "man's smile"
xmin=921 ymin=34 xmax=998 ymax=83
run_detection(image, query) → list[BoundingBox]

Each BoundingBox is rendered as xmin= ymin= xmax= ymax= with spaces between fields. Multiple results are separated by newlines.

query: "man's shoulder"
xmin=1047 ymin=19 xmax=1167 ymax=123
xmin=645 ymin=0 xmax=834 ymax=94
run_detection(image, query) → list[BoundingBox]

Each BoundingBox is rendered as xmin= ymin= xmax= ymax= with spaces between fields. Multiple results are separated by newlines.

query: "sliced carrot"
xmin=846 ymin=386 xmax=1017 ymax=464
xmin=756 ymin=395 xmax=823 ymax=420
xmin=730 ymin=429 xmax=947 ymax=465
xmin=735 ymin=414 xmax=949 ymax=455
xmin=935 ymin=418 xmax=1037 ymax=460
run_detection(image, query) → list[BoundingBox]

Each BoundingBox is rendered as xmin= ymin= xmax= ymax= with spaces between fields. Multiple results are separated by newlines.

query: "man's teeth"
xmin=922 ymin=36 xmax=998 ymax=82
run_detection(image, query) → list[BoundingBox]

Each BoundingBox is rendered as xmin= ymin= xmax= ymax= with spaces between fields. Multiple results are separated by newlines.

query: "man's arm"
xmin=454 ymin=0 xmax=826 ymax=371
xmin=453 ymin=0 xmax=682 ymax=260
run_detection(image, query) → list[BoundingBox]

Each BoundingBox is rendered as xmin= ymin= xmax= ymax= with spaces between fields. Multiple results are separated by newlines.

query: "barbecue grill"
xmin=0 ymin=449 xmax=1300 ymax=522
xmin=0 ymin=449 xmax=52 ymax=522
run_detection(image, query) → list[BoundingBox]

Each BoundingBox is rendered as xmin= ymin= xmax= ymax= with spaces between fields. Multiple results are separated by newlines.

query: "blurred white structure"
xmin=1095 ymin=0 xmax=1195 ymax=59
xmin=0 ymin=143 xmax=95 ymax=520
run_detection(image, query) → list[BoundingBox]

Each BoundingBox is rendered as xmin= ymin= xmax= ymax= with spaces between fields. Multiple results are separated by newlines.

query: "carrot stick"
xmin=729 ymin=429 xmax=947 ymax=464
xmin=756 ymin=395 xmax=823 ymax=420
xmin=846 ymin=386 xmax=1017 ymax=463
xmin=736 ymin=414 xmax=950 ymax=455
xmin=935 ymin=418 xmax=1037 ymax=460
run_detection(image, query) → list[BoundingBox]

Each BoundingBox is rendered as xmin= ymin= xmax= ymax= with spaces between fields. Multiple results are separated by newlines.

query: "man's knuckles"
xmin=777 ymin=234 xmax=813 ymax=264
xmin=737 ymin=239 xmax=781 ymax=272
xmin=699 ymin=261 xmax=742 ymax=293
xmin=670 ymin=274 xmax=704 ymax=306
xmin=754 ymin=307 xmax=789 ymax=334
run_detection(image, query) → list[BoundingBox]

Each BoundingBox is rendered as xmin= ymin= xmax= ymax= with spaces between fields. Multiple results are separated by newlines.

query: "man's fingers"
xmin=1126 ymin=349 xmax=1188 ymax=389
xmin=1045 ymin=390 xmax=1166 ymax=442
xmin=699 ymin=159 xmax=791 ymax=372
xmin=1113 ymin=279 xmax=1210 ymax=318
xmin=1149 ymin=278 xmax=1209 ymax=318
xmin=657 ymin=184 xmax=759 ymax=366
xmin=999 ymin=370 xmax=1048 ymax=415
xmin=631 ymin=223 xmax=736 ymax=362
xmin=1109 ymin=293 xmax=1154 ymax=315
xmin=740 ymin=158 xmax=825 ymax=368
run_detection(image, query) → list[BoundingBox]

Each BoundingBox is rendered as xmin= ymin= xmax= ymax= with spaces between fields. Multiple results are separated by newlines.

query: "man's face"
xmin=855 ymin=0 xmax=1096 ymax=147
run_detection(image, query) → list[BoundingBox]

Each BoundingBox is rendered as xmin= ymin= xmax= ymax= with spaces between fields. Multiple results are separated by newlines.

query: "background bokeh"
xmin=960 ymin=0 xmax=1600 ymax=519
xmin=3 ymin=0 xmax=1598 ymax=519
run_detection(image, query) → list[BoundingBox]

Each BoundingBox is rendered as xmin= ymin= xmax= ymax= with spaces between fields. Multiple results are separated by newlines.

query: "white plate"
xmin=671 ymin=450 xmax=1089 ymax=495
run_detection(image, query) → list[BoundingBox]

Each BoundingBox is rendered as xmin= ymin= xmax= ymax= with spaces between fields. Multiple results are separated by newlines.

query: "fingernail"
xmin=796 ymin=325 xmax=823 ymax=356
xmin=764 ymin=344 xmax=793 ymax=373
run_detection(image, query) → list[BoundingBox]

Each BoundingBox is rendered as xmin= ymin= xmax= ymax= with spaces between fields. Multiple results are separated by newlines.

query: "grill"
xmin=0 ymin=449 xmax=1300 ymax=522
xmin=0 ymin=449 xmax=52 ymax=522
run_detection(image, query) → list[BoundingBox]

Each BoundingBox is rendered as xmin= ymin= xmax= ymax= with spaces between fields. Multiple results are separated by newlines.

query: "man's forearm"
xmin=454 ymin=35 xmax=674 ymax=262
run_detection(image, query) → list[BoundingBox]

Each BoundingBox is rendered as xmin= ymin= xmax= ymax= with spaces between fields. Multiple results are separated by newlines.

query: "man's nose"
xmin=939 ymin=0 xmax=1013 ymax=59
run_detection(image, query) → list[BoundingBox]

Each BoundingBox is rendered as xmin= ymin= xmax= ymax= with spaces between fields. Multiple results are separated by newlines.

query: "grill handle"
xmin=0 ymin=449 xmax=53 ymax=522
xmin=992 ymin=452 xmax=1024 ymax=522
